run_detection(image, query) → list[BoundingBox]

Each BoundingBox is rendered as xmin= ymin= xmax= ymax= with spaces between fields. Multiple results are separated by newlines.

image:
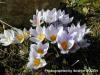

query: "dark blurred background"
xmin=0 ymin=0 xmax=66 ymax=28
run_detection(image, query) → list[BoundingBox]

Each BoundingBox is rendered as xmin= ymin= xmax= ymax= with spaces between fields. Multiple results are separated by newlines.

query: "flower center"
xmin=33 ymin=58 xmax=40 ymax=66
xmin=37 ymin=33 xmax=44 ymax=41
xmin=50 ymin=34 xmax=56 ymax=42
xmin=61 ymin=40 xmax=68 ymax=50
xmin=37 ymin=48 xmax=43 ymax=54
xmin=25 ymin=31 xmax=30 ymax=36
xmin=16 ymin=34 xmax=24 ymax=42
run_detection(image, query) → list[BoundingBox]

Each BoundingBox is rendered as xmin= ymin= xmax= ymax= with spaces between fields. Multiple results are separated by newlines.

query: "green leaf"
xmin=83 ymin=7 xmax=89 ymax=15
xmin=78 ymin=0 xmax=88 ymax=6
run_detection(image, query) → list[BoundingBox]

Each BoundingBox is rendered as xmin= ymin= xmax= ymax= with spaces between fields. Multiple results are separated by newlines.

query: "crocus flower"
xmin=27 ymin=42 xmax=47 ymax=70
xmin=45 ymin=25 xmax=58 ymax=43
xmin=59 ymin=14 xmax=73 ymax=25
xmin=23 ymin=28 xmax=30 ymax=39
xmin=13 ymin=28 xmax=24 ymax=43
xmin=0 ymin=29 xmax=15 ymax=46
xmin=29 ymin=26 xmax=45 ymax=43
xmin=30 ymin=9 xmax=43 ymax=26
xmin=68 ymin=22 xmax=90 ymax=42
xmin=44 ymin=8 xmax=57 ymax=23
xmin=57 ymin=9 xmax=65 ymax=19
xmin=57 ymin=27 xmax=74 ymax=54
xmin=68 ymin=22 xmax=90 ymax=53
xmin=27 ymin=56 xmax=47 ymax=70
xmin=30 ymin=43 xmax=49 ymax=58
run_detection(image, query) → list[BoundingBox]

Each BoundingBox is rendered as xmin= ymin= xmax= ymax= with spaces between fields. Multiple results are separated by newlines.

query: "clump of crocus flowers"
xmin=0 ymin=8 xmax=90 ymax=70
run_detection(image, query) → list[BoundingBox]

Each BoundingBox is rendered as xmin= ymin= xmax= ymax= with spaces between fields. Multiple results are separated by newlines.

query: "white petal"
xmin=37 ymin=42 xmax=43 ymax=46
xmin=77 ymin=22 xmax=81 ymax=28
xmin=33 ymin=15 xmax=36 ymax=20
xmin=27 ymin=55 xmax=38 ymax=69
xmin=4 ymin=30 xmax=11 ymax=38
xmin=0 ymin=34 xmax=4 ymax=39
xmin=30 ymin=44 xmax=38 ymax=57
xmin=1 ymin=41 xmax=11 ymax=46
xmin=42 ymin=26 xmax=46 ymax=34
xmin=13 ymin=28 xmax=23 ymax=34
xmin=68 ymin=31 xmax=77 ymax=39
xmin=45 ymin=28 xmax=50 ymax=40
xmin=57 ymin=26 xmax=64 ymax=36
xmin=58 ymin=43 xmax=63 ymax=50
xmin=33 ymin=65 xmax=40 ymax=70
xmin=9 ymin=30 xmax=15 ymax=41
xmin=86 ymin=28 xmax=91 ymax=34
xmin=68 ymin=39 xmax=74 ymax=49
xmin=43 ymin=43 xmax=49 ymax=50
xmin=11 ymin=30 xmax=15 ymax=38
xmin=27 ymin=60 xmax=33 ymax=69
xmin=69 ymin=17 xmax=74 ymax=22
xmin=76 ymin=33 xmax=83 ymax=42
xmin=68 ymin=24 xmax=75 ymax=33
xmin=61 ymin=50 xmax=69 ymax=54
xmin=51 ymin=41 xmax=57 ymax=44
xmin=40 ymin=59 xmax=47 ymax=68
xmin=49 ymin=25 xmax=54 ymax=30
xmin=30 ymin=19 xmax=34 ymax=24
xmin=50 ymin=25 xmax=58 ymax=34
xmin=23 ymin=28 xmax=27 ymax=33
xmin=57 ymin=9 xmax=65 ymax=19
xmin=29 ymin=28 xmax=37 ymax=37
xmin=81 ymin=24 xmax=86 ymax=29
xmin=36 ymin=26 xmax=42 ymax=33
xmin=29 ymin=37 xmax=38 ymax=43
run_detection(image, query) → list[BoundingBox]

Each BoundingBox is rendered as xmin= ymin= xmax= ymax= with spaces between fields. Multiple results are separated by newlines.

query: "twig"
xmin=3 ymin=25 xmax=5 ymax=30
xmin=0 ymin=2 xmax=6 ymax=4
xmin=0 ymin=20 xmax=14 ymax=28
xmin=71 ymin=60 xmax=79 ymax=66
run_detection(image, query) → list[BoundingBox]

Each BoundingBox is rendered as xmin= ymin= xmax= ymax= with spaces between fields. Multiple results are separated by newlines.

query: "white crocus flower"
xmin=30 ymin=9 xmax=43 ymax=26
xmin=23 ymin=28 xmax=30 ymax=39
xmin=27 ymin=56 xmax=47 ymax=70
xmin=0 ymin=29 xmax=15 ymax=46
xmin=13 ymin=28 xmax=24 ymax=43
xmin=57 ymin=27 xmax=74 ymax=54
xmin=59 ymin=14 xmax=73 ymax=24
xmin=68 ymin=22 xmax=90 ymax=42
xmin=44 ymin=8 xmax=57 ymax=23
xmin=68 ymin=22 xmax=90 ymax=53
xmin=69 ymin=39 xmax=90 ymax=53
xmin=30 ymin=26 xmax=45 ymax=43
xmin=30 ymin=43 xmax=49 ymax=58
xmin=57 ymin=9 xmax=65 ymax=19
xmin=27 ymin=43 xmax=47 ymax=70
xmin=45 ymin=25 xmax=58 ymax=43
